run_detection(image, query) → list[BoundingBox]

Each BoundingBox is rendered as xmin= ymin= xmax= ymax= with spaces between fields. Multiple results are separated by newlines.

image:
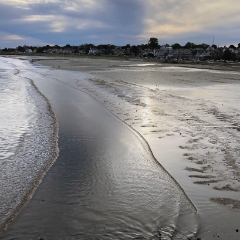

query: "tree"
xmin=36 ymin=47 xmax=44 ymax=53
xmin=148 ymin=37 xmax=159 ymax=49
xmin=64 ymin=44 xmax=71 ymax=49
xmin=131 ymin=45 xmax=139 ymax=56
xmin=223 ymin=49 xmax=232 ymax=60
xmin=108 ymin=44 xmax=116 ymax=49
xmin=17 ymin=46 xmax=25 ymax=52
xmin=200 ymin=43 xmax=209 ymax=49
xmin=238 ymin=43 xmax=240 ymax=49
xmin=212 ymin=44 xmax=217 ymax=49
xmin=147 ymin=53 xmax=154 ymax=58
xmin=83 ymin=44 xmax=95 ymax=54
xmin=79 ymin=45 xmax=84 ymax=50
xmin=73 ymin=46 xmax=79 ymax=54
xmin=229 ymin=44 xmax=236 ymax=49
xmin=45 ymin=45 xmax=51 ymax=50
xmin=171 ymin=43 xmax=182 ymax=49
xmin=184 ymin=42 xmax=194 ymax=49
xmin=139 ymin=44 xmax=148 ymax=50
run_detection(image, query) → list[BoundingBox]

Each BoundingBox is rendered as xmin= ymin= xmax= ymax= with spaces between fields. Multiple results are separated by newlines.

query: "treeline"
xmin=1 ymin=42 xmax=226 ymax=53
xmin=1 ymin=37 xmax=240 ymax=61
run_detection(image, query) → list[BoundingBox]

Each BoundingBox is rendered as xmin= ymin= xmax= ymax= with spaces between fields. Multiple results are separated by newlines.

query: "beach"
xmin=0 ymin=57 xmax=58 ymax=234
xmin=35 ymin=56 xmax=240 ymax=238
xmin=1 ymin=56 xmax=240 ymax=239
xmin=0 ymin=56 xmax=197 ymax=239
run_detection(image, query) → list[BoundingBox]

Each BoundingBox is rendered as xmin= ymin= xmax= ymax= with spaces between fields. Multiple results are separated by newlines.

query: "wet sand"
xmin=30 ymin=56 xmax=240 ymax=239
xmin=0 ymin=61 xmax=197 ymax=239
xmin=0 ymin=57 xmax=58 ymax=233
xmin=2 ymin=55 xmax=240 ymax=239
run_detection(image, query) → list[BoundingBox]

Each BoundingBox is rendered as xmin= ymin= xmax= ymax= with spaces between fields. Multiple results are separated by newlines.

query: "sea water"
xmin=0 ymin=57 xmax=58 ymax=231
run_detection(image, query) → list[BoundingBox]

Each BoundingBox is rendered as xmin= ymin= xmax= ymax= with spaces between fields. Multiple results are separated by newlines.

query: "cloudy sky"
xmin=1 ymin=0 xmax=240 ymax=48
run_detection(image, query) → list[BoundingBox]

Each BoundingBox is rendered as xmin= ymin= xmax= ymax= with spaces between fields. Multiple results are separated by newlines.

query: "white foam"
xmin=0 ymin=57 xmax=58 ymax=230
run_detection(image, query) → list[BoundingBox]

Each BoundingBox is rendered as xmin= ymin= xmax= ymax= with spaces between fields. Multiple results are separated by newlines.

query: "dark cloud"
xmin=1 ymin=0 xmax=239 ymax=47
xmin=0 ymin=0 xmax=145 ymax=47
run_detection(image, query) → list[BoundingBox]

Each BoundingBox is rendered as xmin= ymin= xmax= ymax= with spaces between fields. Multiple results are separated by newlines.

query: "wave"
xmin=0 ymin=57 xmax=58 ymax=232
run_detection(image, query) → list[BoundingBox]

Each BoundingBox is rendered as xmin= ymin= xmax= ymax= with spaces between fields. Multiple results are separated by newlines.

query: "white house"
xmin=172 ymin=49 xmax=192 ymax=60
xmin=154 ymin=45 xmax=173 ymax=59
xmin=25 ymin=49 xmax=32 ymax=53
xmin=89 ymin=48 xmax=100 ymax=55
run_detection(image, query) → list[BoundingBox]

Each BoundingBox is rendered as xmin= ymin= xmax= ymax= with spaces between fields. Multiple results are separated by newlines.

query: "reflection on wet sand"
xmin=0 ymin=59 xmax=198 ymax=240
xmin=30 ymin=56 xmax=240 ymax=239
xmin=2 ymin=55 xmax=240 ymax=239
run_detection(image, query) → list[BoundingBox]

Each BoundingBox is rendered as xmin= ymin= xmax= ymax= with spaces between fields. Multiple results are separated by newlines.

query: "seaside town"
xmin=1 ymin=37 xmax=240 ymax=62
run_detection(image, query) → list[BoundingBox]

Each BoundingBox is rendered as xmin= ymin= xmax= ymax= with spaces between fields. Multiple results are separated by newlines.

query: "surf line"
xmin=0 ymin=74 xmax=59 ymax=233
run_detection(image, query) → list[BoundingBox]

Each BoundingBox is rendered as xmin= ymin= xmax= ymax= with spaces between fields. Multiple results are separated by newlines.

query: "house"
xmin=123 ymin=48 xmax=130 ymax=55
xmin=25 ymin=49 xmax=32 ymax=53
xmin=173 ymin=49 xmax=192 ymax=60
xmin=141 ymin=48 xmax=154 ymax=57
xmin=114 ymin=47 xmax=124 ymax=55
xmin=79 ymin=49 xmax=86 ymax=54
xmin=155 ymin=45 xmax=173 ymax=59
xmin=89 ymin=48 xmax=100 ymax=55
xmin=62 ymin=48 xmax=73 ymax=54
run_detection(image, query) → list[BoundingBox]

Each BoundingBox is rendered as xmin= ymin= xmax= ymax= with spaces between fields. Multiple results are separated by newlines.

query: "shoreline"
xmin=3 ymin=53 xmax=240 ymax=73
xmin=30 ymin=56 xmax=240 ymax=237
xmin=3 ymin=55 xmax=240 ymax=238
xmin=0 ymin=60 xmax=198 ymax=239
xmin=0 ymin=59 xmax=59 ymax=233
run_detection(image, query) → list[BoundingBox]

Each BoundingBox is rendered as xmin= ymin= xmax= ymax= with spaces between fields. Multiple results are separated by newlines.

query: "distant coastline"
xmin=2 ymin=53 xmax=240 ymax=73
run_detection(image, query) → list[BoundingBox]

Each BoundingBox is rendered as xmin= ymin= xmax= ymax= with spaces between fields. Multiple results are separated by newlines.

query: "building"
xmin=173 ymin=49 xmax=192 ymax=60
xmin=88 ymin=48 xmax=100 ymax=55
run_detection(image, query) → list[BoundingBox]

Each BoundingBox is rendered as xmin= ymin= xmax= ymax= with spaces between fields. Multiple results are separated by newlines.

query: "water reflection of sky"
xmin=1 ymin=67 xmax=198 ymax=239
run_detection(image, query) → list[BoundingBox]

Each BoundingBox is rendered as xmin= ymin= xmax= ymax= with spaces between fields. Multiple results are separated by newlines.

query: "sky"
xmin=1 ymin=0 xmax=240 ymax=48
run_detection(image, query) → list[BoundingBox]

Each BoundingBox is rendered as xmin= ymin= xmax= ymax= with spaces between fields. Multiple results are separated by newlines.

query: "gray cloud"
xmin=0 ymin=0 xmax=239 ymax=48
xmin=0 ymin=0 xmax=145 ymax=47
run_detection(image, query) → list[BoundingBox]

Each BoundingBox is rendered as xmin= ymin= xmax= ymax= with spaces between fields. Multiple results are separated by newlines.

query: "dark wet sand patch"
xmin=195 ymin=160 xmax=207 ymax=165
xmin=187 ymin=138 xmax=201 ymax=143
xmin=194 ymin=180 xmax=219 ymax=185
xmin=184 ymin=155 xmax=207 ymax=165
xmin=151 ymin=129 xmax=167 ymax=133
xmin=210 ymin=198 xmax=240 ymax=210
xmin=185 ymin=167 xmax=205 ymax=173
xmin=189 ymin=175 xmax=215 ymax=179
xmin=213 ymin=184 xmax=239 ymax=192
xmin=179 ymin=145 xmax=188 ymax=149
xmin=141 ymin=124 xmax=158 ymax=127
